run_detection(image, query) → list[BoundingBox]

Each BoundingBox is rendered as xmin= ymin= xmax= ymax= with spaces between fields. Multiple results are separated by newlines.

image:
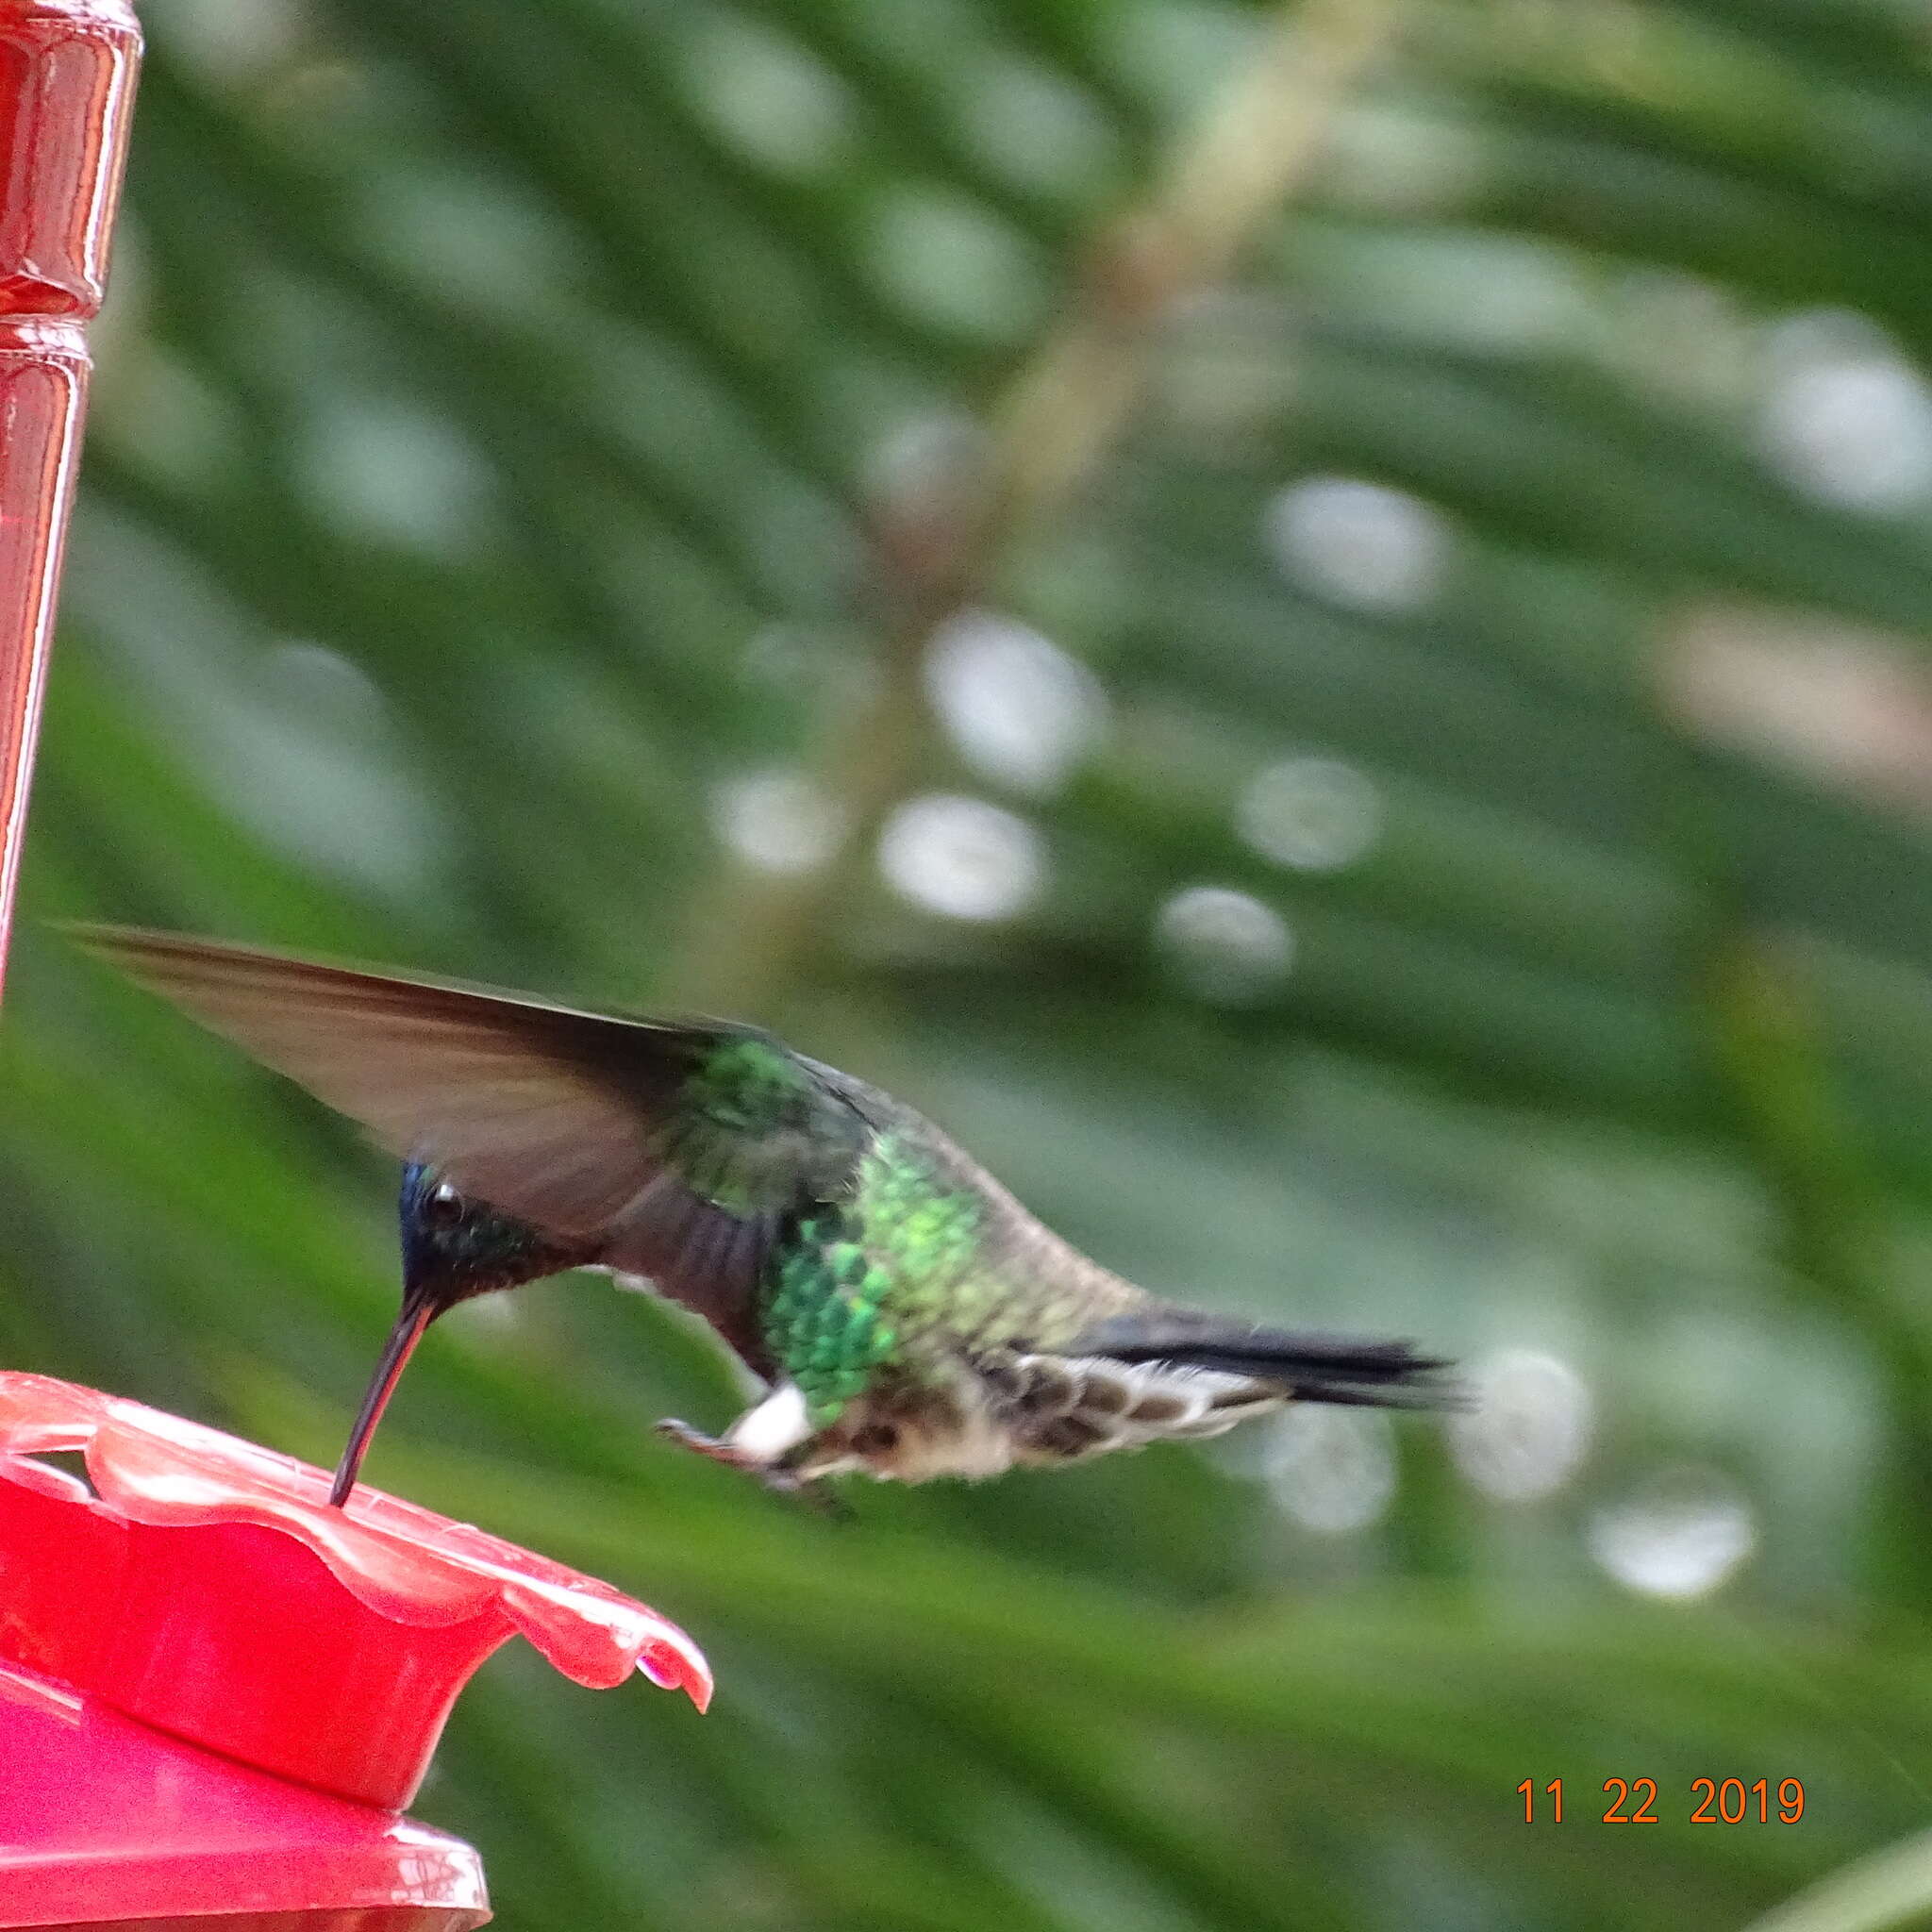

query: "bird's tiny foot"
xmin=656 ymin=1416 xmax=841 ymax=1515
xmin=655 ymin=1414 xmax=759 ymax=1471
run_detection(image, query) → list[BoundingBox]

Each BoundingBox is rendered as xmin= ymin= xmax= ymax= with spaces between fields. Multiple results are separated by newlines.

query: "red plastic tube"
xmin=0 ymin=0 xmax=139 ymax=999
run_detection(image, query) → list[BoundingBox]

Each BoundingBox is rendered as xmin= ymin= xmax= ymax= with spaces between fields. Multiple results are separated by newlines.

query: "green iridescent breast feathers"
xmin=758 ymin=1130 xmax=1116 ymax=1426
xmin=757 ymin=1134 xmax=980 ymax=1423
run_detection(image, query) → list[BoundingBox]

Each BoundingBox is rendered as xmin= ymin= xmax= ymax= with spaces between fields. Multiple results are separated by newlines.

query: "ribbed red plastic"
xmin=0 ymin=0 xmax=139 ymax=998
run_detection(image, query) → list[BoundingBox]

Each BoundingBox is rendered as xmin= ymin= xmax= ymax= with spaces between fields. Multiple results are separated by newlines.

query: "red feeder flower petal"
xmin=0 ymin=1373 xmax=712 ymax=1928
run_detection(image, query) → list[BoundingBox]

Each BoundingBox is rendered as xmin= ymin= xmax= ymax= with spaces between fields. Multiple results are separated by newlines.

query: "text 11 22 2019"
xmin=1518 ymin=1779 xmax=1805 ymax=1824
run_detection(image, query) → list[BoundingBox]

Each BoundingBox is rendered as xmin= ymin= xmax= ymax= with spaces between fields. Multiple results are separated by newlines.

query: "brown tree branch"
xmin=662 ymin=0 xmax=1404 ymax=1017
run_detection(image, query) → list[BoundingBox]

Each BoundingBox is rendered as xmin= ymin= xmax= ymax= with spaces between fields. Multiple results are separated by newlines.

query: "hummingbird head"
xmin=398 ymin=1159 xmax=595 ymax=1307
xmin=328 ymin=1161 xmax=601 ymax=1507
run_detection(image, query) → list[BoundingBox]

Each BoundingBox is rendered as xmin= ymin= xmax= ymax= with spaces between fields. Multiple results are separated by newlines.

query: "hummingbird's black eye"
xmin=422 ymin=1181 xmax=464 ymax=1228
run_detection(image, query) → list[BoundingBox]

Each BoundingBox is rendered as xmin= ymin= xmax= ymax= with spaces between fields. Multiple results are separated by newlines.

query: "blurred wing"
xmin=71 ymin=924 xmax=869 ymax=1366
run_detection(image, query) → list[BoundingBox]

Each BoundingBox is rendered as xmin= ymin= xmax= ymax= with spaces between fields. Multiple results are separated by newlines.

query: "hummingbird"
xmin=74 ymin=925 xmax=1454 ymax=1507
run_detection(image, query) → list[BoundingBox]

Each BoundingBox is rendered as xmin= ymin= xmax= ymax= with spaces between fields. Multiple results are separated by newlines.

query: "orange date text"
xmin=1517 ymin=1779 xmax=1805 ymax=1824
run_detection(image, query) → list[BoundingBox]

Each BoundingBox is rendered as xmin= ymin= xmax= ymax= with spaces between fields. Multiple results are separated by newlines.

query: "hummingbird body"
xmin=740 ymin=1125 xmax=1145 ymax=1482
xmin=77 ymin=926 xmax=1450 ymax=1501
xmin=738 ymin=1124 xmax=1303 ymax=1483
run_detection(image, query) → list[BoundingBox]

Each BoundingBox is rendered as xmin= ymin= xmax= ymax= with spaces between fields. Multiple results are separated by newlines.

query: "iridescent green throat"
xmin=759 ymin=1136 xmax=983 ymax=1425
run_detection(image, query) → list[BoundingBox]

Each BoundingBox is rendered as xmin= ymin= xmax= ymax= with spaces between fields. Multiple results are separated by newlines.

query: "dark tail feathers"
xmin=1071 ymin=1312 xmax=1459 ymax=1410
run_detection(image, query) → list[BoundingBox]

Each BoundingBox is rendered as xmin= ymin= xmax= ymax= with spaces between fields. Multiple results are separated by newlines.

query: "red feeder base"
xmin=0 ymin=1655 xmax=488 ymax=1931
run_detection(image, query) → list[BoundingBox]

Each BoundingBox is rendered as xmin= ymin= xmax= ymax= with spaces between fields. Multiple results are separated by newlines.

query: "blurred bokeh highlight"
xmin=9 ymin=1 xmax=1932 ymax=1927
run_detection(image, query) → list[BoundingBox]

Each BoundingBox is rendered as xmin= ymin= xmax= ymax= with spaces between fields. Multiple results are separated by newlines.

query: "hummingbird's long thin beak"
xmin=329 ymin=1289 xmax=440 ymax=1507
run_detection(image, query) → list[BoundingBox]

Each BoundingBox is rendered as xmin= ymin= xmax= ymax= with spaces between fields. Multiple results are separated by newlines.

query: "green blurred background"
xmin=13 ymin=0 xmax=1932 ymax=1924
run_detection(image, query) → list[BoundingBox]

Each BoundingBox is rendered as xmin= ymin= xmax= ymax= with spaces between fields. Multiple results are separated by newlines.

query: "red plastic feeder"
xmin=0 ymin=8 xmax=717 ymax=1925
xmin=0 ymin=4 xmax=722 ymax=1916
xmin=0 ymin=1373 xmax=712 ymax=1929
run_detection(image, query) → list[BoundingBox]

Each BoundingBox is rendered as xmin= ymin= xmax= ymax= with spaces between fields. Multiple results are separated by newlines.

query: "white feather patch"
xmin=725 ymin=1381 xmax=813 ymax=1463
